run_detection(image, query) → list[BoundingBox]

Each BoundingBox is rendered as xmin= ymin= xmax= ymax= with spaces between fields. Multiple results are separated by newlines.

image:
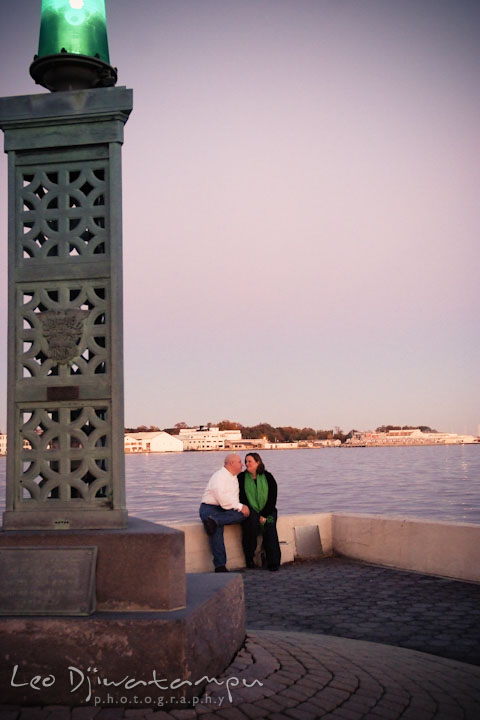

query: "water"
xmin=1 ymin=444 xmax=478 ymax=525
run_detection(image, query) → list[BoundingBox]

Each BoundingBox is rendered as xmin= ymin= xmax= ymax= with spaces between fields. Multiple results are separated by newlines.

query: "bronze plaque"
xmin=0 ymin=546 xmax=97 ymax=616
xmin=47 ymin=386 xmax=80 ymax=401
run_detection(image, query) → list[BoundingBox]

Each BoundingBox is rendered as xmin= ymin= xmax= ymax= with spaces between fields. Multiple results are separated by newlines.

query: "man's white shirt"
xmin=201 ymin=466 xmax=243 ymax=512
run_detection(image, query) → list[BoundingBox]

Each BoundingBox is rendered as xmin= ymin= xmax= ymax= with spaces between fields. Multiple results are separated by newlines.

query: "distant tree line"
xmin=218 ymin=420 xmax=354 ymax=443
xmin=124 ymin=424 xmax=160 ymax=433
xmin=375 ymin=425 xmax=436 ymax=433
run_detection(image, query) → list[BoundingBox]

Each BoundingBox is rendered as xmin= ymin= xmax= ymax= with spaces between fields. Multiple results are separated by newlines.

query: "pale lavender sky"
xmin=0 ymin=0 xmax=479 ymax=434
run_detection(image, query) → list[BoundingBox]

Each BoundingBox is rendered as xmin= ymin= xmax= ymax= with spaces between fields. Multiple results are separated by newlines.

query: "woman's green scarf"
xmin=244 ymin=471 xmax=274 ymax=528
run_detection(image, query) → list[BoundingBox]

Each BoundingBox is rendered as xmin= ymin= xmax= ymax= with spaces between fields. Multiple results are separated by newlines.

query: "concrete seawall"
xmin=169 ymin=512 xmax=480 ymax=583
xmin=332 ymin=512 xmax=480 ymax=583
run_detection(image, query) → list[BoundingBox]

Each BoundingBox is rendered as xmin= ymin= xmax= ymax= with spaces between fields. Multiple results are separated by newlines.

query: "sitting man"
xmin=199 ymin=453 xmax=250 ymax=572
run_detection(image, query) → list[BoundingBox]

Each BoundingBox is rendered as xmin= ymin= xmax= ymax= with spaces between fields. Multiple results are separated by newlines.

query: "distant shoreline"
xmin=1 ymin=442 xmax=478 ymax=460
xmin=123 ymin=442 xmax=479 ymax=455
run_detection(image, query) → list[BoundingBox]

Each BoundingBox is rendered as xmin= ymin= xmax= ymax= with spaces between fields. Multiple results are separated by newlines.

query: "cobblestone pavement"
xmin=242 ymin=557 xmax=480 ymax=666
xmin=2 ymin=558 xmax=480 ymax=720
xmin=202 ymin=630 xmax=480 ymax=719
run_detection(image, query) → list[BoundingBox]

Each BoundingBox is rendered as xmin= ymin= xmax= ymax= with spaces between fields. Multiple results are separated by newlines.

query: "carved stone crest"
xmin=38 ymin=310 xmax=90 ymax=365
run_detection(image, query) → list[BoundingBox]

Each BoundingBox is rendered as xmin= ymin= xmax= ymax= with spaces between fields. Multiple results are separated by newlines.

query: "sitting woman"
xmin=237 ymin=452 xmax=281 ymax=571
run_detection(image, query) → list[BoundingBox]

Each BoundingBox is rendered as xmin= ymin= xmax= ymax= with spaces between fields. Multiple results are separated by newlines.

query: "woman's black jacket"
xmin=237 ymin=470 xmax=278 ymax=518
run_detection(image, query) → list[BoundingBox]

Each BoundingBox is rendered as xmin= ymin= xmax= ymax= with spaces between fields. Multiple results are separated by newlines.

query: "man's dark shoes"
xmin=268 ymin=565 xmax=279 ymax=571
xmin=215 ymin=565 xmax=229 ymax=573
xmin=203 ymin=517 xmax=217 ymax=536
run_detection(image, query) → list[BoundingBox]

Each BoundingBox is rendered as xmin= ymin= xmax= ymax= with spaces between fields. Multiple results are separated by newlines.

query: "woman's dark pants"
xmin=242 ymin=508 xmax=281 ymax=569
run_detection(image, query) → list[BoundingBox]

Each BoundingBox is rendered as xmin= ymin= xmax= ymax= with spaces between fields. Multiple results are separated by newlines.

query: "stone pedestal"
xmin=0 ymin=573 xmax=245 ymax=708
xmin=0 ymin=516 xmax=185 ymax=611
xmin=0 ymin=518 xmax=246 ymax=707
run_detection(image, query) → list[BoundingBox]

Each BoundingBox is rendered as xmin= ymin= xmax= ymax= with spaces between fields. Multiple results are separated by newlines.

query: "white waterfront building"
xmin=178 ymin=426 xmax=242 ymax=451
xmin=0 ymin=434 xmax=32 ymax=454
xmin=346 ymin=428 xmax=477 ymax=447
xmin=124 ymin=431 xmax=184 ymax=454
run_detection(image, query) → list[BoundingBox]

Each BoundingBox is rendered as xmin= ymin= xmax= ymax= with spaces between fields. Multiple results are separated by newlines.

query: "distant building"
xmin=224 ymin=437 xmax=266 ymax=450
xmin=178 ymin=426 xmax=242 ymax=451
xmin=346 ymin=429 xmax=477 ymax=447
xmin=0 ymin=434 xmax=30 ymax=454
xmin=312 ymin=439 xmax=342 ymax=448
xmin=124 ymin=431 xmax=184 ymax=453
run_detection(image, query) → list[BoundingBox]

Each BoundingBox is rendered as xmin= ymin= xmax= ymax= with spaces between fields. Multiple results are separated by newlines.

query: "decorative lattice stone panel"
xmin=19 ymin=163 xmax=108 ymax=261
xmin=0 ymin=87 xmax=132 ymax=529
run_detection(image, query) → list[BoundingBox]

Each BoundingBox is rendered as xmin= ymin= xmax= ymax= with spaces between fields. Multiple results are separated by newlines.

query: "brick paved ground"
xmin=2 ymin=558 xmax=480 ymax=719
xmin=242 ymin=557 xmax=480 ymax=666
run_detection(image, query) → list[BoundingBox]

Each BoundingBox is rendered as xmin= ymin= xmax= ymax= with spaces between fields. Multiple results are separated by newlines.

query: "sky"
xmin=0 ymin=0 xmax=479 ymax=435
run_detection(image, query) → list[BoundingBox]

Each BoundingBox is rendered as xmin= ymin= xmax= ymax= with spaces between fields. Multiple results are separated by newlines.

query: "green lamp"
xmin=30 ymin=0 xmax=117 ymax=92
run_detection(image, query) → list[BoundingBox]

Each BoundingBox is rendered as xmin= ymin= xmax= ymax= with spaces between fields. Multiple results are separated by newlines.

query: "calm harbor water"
xmin=1 ymin=444 xmax=478 ymax=525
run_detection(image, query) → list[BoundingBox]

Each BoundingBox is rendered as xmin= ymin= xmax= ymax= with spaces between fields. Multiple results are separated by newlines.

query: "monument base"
xmin=0 ymin=573 xmax=245 ymax=708
xmin=0 ymin=516 xmax=185 ymax=611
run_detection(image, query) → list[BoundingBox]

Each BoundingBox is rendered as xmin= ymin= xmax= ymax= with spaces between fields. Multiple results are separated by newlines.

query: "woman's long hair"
xmin=245 ymin=452 xmax=265 ymax=475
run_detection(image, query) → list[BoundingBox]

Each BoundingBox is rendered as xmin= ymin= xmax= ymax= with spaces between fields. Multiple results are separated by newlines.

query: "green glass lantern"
xmin=30 ymin=0 xmax=117 ymax=92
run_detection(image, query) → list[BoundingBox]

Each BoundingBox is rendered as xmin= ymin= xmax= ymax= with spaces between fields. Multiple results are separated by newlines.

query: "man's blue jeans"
xmin=199 ymin=502 xmax=245 ymax=568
